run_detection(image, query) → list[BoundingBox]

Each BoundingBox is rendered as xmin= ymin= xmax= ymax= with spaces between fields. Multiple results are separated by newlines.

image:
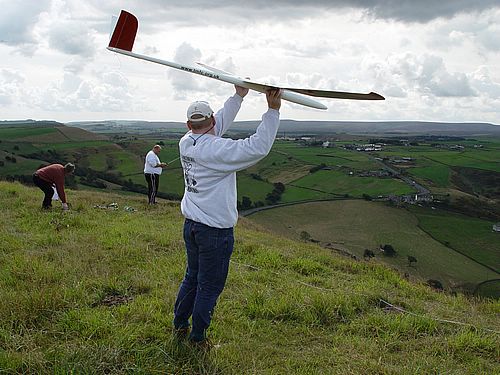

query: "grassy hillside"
xmin=0 ymin=181 xmax=499 ymax=374
xmin=250 ymin=201 xmax=499 ymax=292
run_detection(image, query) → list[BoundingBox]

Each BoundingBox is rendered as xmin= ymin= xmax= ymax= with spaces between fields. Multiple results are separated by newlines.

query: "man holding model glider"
xmin=173 ymin=86 xmax=282 ymax=347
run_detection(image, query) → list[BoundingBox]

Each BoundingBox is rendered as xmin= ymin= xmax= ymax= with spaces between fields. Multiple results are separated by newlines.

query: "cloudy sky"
xmin=1 ymin=0 xmax=500 ymax=124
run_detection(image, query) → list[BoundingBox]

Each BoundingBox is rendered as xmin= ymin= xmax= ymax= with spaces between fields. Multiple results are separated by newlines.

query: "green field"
xmin=85 ymin=149 xmax=143 ymax=176
xmin=0 ymin=127 xmax=57 ymax=140
xmin=0 ymin=152 xmax=45 ymax=176
xmin=245 ymin=150 xmax=313 ymax=184
xmin=273 ymin=142 xmax=380 ymax=170
xmin=424 ymin=153 xmax=500 ymax=173
xmin=250 ymin=200 xmax=499 ymax=291
xmin=36 ymin=140 xmax=111 ymax=151
xmin=279 ymin=184 xmax=339 ymax=202
xmin=237 ymin=174 xmax=274 ymax=202
xmin=379 ymin=143 xmax=500 ymax=172
xmin=0 ymin=141 xmax=42 ymax=155
xmin=282 ymin=170 xmax=415 ymax=201
xmin=409 ymin=206 xmax=500 ymax=272
xmin=374 ymin=140 xmax=500 ymax=197
xmin=240 ymin=142 xmax=417 ymax=203
xmin=408 ymin=164 xmax=451 ymax=188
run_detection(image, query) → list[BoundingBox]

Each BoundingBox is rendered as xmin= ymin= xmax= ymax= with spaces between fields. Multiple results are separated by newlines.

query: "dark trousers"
xmin=173 ymin=219 xmax=234 ymax=342
xmin=33 ymin=174 xmax=54 ymax=208
xmin=144 ymin=173 xmax=160 ymax=204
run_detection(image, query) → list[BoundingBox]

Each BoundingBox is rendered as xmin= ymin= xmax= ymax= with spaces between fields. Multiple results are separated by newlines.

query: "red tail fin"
xmin=108 ymin=10 xmax=138 ymax=51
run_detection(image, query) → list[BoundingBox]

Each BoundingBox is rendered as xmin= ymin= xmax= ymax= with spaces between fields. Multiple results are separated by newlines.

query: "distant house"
xmin=355 ymin=143 xmax=382 ymax=152
xmin=358 ymin=170 xmax=391 ymax=178
xmin=400 ymin=193 xmax=433 ymax=204
xmin=493 ymin=223 xmax=500 ymax=232
xmin=322 ymin=141 xmax=330 ymax=148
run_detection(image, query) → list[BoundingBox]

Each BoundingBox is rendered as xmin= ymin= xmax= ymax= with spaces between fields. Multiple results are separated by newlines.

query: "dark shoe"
xmin=173 ymin=327 xmax=190 ymax=341
xmin=189 ymin=338 xmax=212 ymax=351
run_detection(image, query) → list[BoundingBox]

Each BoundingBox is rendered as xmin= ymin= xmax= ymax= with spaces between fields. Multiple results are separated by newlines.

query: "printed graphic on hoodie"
xmin=182 ymin=155 xmax=198 ymax=193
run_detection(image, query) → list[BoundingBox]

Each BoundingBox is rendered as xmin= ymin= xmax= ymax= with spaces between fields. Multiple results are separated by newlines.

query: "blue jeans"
xmin=173 ymin=219 xmax=234 ymax=341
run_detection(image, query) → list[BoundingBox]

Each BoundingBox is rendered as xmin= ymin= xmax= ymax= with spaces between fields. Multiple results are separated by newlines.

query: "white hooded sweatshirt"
xmin=179 ymin=94 xmax=280 ymax=228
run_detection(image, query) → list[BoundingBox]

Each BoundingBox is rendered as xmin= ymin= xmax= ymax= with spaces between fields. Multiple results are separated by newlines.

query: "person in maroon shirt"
xmin=32 ymin=163 xmax=75 ymax=210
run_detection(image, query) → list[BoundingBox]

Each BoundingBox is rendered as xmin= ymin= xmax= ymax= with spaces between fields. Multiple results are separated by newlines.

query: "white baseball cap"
xmin=187 ymin=101 xmax=214 ymax=122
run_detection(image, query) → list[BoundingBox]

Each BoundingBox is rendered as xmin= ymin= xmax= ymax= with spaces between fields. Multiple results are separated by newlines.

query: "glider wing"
xmin=107 ymin=10 xmax=384 ymax=110
xmin=196 ymin=62 xmax=237 ymax=77
xmin=283 ymin=88 xmax=384 ymax=100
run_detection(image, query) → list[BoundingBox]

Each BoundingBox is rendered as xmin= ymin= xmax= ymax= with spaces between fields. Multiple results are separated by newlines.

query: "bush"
xmin=238 ymin=196 xmax=252 ymax=210
xmin=274 ymin=182 xmax=285 ymax=194
xmin=364 ymin=249 xmax=375 ymax=259
xmin=265 ymin=182 xmax=286 ymax=205
xmin=427 ymin=279 xmax=444 ymax=290
xmin=407 ymin=255 xmax=417 ymax=266
xmin=300 ymin=231 xmax=311 ymax=242
xmin=381 ymin=244 xmax=397 ymax=257
xmin=309 ymin=163 xmax=326 ymax=173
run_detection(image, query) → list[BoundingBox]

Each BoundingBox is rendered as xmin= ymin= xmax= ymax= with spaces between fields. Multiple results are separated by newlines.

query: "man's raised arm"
xmin=215 ymin=85 xmax=249 ymax=136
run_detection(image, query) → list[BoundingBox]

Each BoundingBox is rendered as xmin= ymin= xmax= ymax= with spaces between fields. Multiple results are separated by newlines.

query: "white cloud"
xmin=374 ymin=53 xmax=476 ymax=98
xmin=348 ymin=0 xmax=500 ymax=23
xmin=0 ymin=69 xmax=27 ymax=106
xmin=48 ymin=21 xmax=96 ymax=57
xmin=79 ymin=0 xmax=500 ymax=23
xmin=0 ymin=0 xmax=51 ymax=55
xmin=0 ymin=1 xmax=499 ymax=123
xmin=476 ymin=24 xmax=500 ymax=52
xmin=470 ymin=66 xmax=500 ymax=99
xmin=0 ymin=69 xmax=25 ymax=84
xmin=167 ymin=43 xmax=240 ymax=101
xmin=63 ymin=57 xmax=90 ymax=74
xmin=168 ymin=42 xmax=204 ymax=97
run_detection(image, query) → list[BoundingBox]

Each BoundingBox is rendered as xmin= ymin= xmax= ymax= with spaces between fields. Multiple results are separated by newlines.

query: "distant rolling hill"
xmin=66 ymin=119 xmax=500 ymax=136
xmin=0 ymin=120 xmax=108 ymax=142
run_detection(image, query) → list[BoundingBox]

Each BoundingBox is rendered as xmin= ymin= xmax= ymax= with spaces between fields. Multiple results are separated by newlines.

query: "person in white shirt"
xmin=144 ymin=145 xmax=167 ymax=204
xmin=173 ymin=86 xmax=282 ymax=346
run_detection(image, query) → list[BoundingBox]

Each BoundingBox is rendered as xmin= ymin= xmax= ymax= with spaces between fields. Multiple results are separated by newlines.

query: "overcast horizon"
xmin=1 ymin=1 xmax=500 ymax=124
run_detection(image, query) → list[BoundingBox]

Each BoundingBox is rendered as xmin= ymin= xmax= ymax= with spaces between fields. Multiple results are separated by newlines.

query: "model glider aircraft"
xmin=107 ymin=10 xmax=384 ymax=110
